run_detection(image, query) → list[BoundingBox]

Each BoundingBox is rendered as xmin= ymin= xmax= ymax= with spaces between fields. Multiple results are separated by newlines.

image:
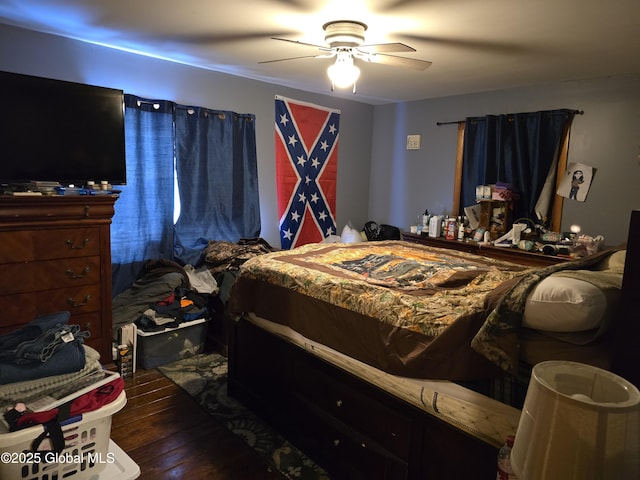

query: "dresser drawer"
xmin=33 ymin=227 xmax=100 ymax=260
xmin=35 ymin=285 xmax=101 ymax=316
xmin=292 ymin=357 xmax=414 ymax=460
xmin=0 ymin=286 xmax=100 ymax=321
xmin=0 ymin=227 xmax=100 ymax=262
xmin=36 ymin=256 xmax=101 ymax=289
xmin=291 ymin=397 xmax=409 ymax=480
xmin=0 ymin=231 xmax=34 ymax=263
xmin=0 ymin=256 xmax=101 ymax=294
xmin=0 ymin=292 xmax=38 ymax=327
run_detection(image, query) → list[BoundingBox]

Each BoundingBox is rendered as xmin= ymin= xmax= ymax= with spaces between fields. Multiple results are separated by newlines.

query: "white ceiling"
xmin=1 ymin=0 xmax=639 ymax=105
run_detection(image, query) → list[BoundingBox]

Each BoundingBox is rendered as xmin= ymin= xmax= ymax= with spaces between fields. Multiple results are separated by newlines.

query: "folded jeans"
xmin=0 ymin=312 xmax=90 ymax=364
xmin=0 ymin=312 xmax=89 ymax=384
xmin=0 ymin=339 xmax=87 ymax=384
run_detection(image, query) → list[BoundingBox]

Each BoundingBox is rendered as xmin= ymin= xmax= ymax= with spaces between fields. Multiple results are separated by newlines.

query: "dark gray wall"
xmin=369 ymin=75 xmax=640 ymax=246
xmin=0 ymin=24 xmax=373 ymax=247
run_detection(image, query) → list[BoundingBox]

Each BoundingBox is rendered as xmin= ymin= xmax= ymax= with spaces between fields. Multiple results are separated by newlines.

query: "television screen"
xmin=0 ymin=71 xmax=126 ymax=186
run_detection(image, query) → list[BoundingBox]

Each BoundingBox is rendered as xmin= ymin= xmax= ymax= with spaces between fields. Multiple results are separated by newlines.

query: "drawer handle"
xmin=65 ymin=267 xmax=90 ymax=279
xmin=67 ymin=295 xmax=91 ymax=308
xmin=65 ymin=238 xmax=90 ymax=250
xmin=335 ymin=399 xmax=343 ymax=408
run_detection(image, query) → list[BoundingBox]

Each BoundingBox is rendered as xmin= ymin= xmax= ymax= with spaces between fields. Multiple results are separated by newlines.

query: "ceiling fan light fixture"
xmin=327 ymin=52 xmax=360 ymax=89
xmin=323 ymin=20 xmax=367 ymax=48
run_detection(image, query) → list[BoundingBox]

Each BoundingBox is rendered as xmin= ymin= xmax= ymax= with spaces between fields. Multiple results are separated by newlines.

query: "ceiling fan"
xmin=260 ymin=20 xmax=432 ymax=93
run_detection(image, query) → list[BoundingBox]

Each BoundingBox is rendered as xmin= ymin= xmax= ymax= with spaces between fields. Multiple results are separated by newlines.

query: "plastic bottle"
xmin=428 ymin=215 xmax=441 ymax=238
xmin=496 ymin=435 xmax=518 ymax=480
xmin=422 ymin=209 xmax=430 ymax=230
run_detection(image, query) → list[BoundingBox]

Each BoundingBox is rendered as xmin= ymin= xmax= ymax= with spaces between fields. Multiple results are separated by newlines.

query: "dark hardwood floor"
xmin=110 ymin=365 xmax=286 ymax=480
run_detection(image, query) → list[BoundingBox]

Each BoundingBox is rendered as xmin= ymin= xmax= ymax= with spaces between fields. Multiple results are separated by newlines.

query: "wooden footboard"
xmin=228 ymin=316 xmax=500 ymax=480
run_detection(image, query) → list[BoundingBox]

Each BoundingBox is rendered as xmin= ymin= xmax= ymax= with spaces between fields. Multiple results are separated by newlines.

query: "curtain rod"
xmin=131 ymin=100 xmax=253 ymax=119
xmin=436 ymin=109 xmax=584 ymax=126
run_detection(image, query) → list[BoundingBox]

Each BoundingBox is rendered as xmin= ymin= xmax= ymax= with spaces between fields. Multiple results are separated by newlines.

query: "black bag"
xmin=363 ymin=221 xmax=401 ymax=241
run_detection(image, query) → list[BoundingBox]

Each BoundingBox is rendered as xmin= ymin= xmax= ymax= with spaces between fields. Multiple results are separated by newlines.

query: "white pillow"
xmin=522 ymin=276 xmax=606 ymax=332
xmin=341 ymin=223 xmax=364 ymax=243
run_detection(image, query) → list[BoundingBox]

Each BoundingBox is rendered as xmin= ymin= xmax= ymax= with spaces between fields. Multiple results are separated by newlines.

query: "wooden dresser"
xmin=0 ymin=195 xmax=117 ymax=362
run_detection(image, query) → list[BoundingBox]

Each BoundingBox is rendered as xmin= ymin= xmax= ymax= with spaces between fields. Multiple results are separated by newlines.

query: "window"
xmin=451 ymin=109 xmax=578 ymax=232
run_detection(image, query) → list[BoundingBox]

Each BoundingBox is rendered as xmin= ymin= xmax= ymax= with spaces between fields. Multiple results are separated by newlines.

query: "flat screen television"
xmin=0 ymin=71 xmax=126 ymax=186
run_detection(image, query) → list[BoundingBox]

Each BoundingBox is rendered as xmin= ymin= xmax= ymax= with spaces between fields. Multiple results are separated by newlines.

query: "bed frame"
xmin=227 ymin=210 xmax=639 ymax=480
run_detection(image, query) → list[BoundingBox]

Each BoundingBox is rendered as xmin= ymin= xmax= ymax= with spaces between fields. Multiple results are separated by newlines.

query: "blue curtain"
xmin=174 ymin=107 xmax=260 ymax=265
xmin=461 ymin=109 xmax=576 ymax=222
xmin=111 ymin=96 xmax=175 ymax=296
xmin=111 ymin=97 xmax=260 ymax=294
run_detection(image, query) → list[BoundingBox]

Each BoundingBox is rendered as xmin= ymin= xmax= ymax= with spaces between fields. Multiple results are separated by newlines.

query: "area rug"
xmin=158 ymin=353 xmax=330 ymax=480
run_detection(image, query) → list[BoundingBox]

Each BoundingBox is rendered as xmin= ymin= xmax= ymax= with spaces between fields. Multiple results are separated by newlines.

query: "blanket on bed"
xmin=231 ymin=241 xmax=532 ymax=379
xmin=237 ymin=241 xmax=528 ymax=337
xmin=231 ymin=240 xmax=623 ymax=379
xmin=471 ymin=247 xmax=622 ymax=374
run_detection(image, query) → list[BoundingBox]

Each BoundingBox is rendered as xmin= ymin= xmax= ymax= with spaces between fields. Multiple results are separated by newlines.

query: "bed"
xmin=226 ymin=211 xmax=639 ymax=480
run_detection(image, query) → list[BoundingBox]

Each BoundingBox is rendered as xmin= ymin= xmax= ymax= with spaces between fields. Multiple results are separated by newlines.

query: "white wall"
xmin=369 ymin=75 xmax=640 ymax=246
xmin=0 ymin=24 xmax=374 ymax=248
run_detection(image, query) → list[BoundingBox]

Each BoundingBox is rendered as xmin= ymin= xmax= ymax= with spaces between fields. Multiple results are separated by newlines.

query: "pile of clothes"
xmin=112 ymin=259 xmax=215 ymax=335
xmin=203 ymin=237 xmax=276 ymax=303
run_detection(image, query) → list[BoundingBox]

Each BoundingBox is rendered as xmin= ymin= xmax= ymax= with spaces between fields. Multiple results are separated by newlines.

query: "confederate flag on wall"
xmin=275 ymin=95 xmax=340 ymax=249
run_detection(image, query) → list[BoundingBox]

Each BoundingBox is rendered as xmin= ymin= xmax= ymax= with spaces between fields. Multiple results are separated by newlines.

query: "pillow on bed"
xmin=341 ymin=223 xmax=365 ymax=243
xmin=594 ymin=249 xmax=626 ymax=271
xmin=522 ymin=276 xmax=606 ymax=332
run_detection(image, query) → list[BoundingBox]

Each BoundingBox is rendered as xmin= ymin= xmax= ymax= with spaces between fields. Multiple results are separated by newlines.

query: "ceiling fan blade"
xmin=399 ymin=34 xmax=527 ymax=54
xmin=357 ymin=42 xmax=416 ymax=54
xmin=379 ymin=0 xmax=425 ymax=10
xmin=364 ymin=52 xmax=432 ymax=70
xmin=271 ymin=37 xmax=330 ymax=51
xmin=268 ymin=0 xmax=312 ymax=10
xmin=259 ymin=54 xmax=331 ymax=64
xmin=152 ymin=31 xmax=297 ymax=45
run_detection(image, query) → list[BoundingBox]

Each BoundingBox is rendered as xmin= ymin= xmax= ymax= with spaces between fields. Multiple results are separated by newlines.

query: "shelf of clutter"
xmin=401 ymin=232 xmax=569 ymax=267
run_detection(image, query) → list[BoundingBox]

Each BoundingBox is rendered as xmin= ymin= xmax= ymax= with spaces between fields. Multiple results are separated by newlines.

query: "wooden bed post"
xmin=452 ymin=122 xmax=465 ymax=216
xmin=549 ymin=128 xmax=570 ymax=232
xmin=612 ymin=210 xmax=640 ymax=388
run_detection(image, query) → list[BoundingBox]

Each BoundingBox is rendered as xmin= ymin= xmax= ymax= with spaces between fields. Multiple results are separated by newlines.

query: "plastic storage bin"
xmin=0 ymin=391 xmax=127 ymax=480
xmin=136 ymin=317 xmax=208 ymax=369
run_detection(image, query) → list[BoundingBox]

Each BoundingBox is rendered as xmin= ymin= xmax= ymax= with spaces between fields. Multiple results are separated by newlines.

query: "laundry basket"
xmin=0 ymin=390 xmax=126 ymax=480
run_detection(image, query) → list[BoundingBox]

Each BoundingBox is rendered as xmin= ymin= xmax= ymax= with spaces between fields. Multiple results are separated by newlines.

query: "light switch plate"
xmin=406 ymin=134 xmax=421 ymax=150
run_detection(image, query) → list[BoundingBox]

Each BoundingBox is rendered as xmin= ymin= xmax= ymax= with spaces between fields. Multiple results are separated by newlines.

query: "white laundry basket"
xmin=0 ymin=391 xmax=126 ymax=480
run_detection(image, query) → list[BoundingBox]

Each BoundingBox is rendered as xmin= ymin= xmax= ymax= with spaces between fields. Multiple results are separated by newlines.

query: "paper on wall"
xmin=557 ymin=163 xmax=595 ymax=202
